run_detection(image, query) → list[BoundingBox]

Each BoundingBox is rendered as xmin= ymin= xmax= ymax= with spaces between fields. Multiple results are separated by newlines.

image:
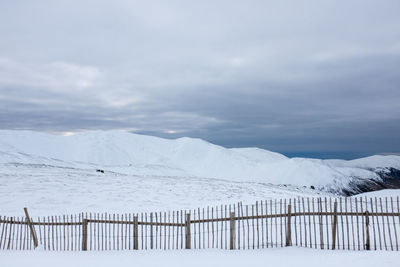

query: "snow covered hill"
xmin=1 ymin=130 xmax=399 ymax=196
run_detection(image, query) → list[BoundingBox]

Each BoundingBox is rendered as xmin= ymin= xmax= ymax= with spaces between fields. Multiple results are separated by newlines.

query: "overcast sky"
xmin=0 ymin=0 xmax=399 ymax=159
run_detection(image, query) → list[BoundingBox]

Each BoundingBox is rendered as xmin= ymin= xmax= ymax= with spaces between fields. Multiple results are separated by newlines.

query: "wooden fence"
xmin=1 ymin=197 xmax=399 ymax=251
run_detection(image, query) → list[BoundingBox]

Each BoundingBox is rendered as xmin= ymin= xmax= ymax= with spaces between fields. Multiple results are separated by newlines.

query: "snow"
xmin=1 ymin=130 xmax=400 ymax=216
xmin=1 ymin=130 xmax=399 ymax=265
xmin=354 ymin=189 xmax=400 ymax=198
xmin=0 ymin=163 xmax=326 ymax=216
xmin=326 ymin=155 xmax=400 ymax=169
xmin=1 ymin=130 xmax=398 ymax=185
xmin=1 ymin=248 xmax=399 ymax=267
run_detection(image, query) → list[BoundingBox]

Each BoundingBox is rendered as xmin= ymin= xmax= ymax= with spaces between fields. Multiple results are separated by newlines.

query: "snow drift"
xmin=0 ymin=130 xmax=399 ymax=195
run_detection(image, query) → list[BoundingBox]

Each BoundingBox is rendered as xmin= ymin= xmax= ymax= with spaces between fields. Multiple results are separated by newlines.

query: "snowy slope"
xmin=1 ymin=130 xmax=400 ymax=215
xmin=1 ymin=130 xmax=399 ymax=190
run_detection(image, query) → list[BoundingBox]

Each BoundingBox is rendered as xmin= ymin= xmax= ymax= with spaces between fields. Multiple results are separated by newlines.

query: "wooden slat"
xmin=82 ymin=218 xmax=88 ymax=251
xmin=375 ymin=198 xmax=382 ymax=250
xmin=324 ymin=198 xmax=329 ymax=249
xmin=164 ymin=212 xmax=167 ymax=250
xmin=224 ymin=205 xmax=227 ymax=249
xmin=307 ymin=198 xmax=312 ymax=248
xmin=246 ymin=205 xmax=250 ymax=249
xmin=155 ymin=212 xmax=158 ymax=250
xmin=318 ymin=198 xmax=324 ymax=249
xmin=312 ymin=198 xmax=317 ymax=249
xmin=349 ymin=198 xmax=355 ymax=250
xmin=280 ymin=200 xmax=283 ymax=247
xmin=7 ymin=217 xmax=13 ymax=249
xmin=264 ymin=201 xmax=268 ymax=248
xmin=104 ymin=213 xmax=107 ymax=250
xmin=211 ymin=207 xmax=215 ymax=248
xmin=43 ymin=217 xmax=47 ymax=250
xmin=141 ymin=213 xmax=144 ymax=250
xmin=100 ymin=214 xmax=104 ymax=251
xmin=345 ymin=198 xmax=350 ymax=250
xmin=11 ymin=217 xmax=16 ymax=249
xmin=23 ymin=209 xmax=38 ymax=249
xmin=55 ymin=215 xmax=59 ymax=251
xmin=167 ymin=211 xmax=171 ymax=250
xmin=294 ymin=198 xmax=298 ymax=246
xmin=397 ymin=197 xmax=400 ymax=251
xmin=332 ymin=201 xmax=338 ymax=250
xmin=260 ymin=201 xmax=264 ymax=248
xmin=79 ymin=214 xmax=83 ymax=251
xmin=380 ymin=198 xmax=387 ymax=250
xmin=192 ymin=210 xmax=196 ymax=249
xmin=339 ymin=198 xmax=344 ymax=250
xmin=299 ymin=198 xmax=302 ymax=247
xmin=0 ymin=216 xmax=4 ymax=249
xmin=50 ymin=216 xmax=54 ymax=250
xmin=159 ymin=212 xmax=162 ymax=250
xmin=285 ymin=203 xmax=292 ymax=246
xmin=185 ymin=213 xmax=191 ymax=249
xmin=236 ymin=203 xmax=240 ymax=249
xmin=360 ymin=198 xmax=365 ymax=249
xmin=221 ymin=206 xmax=224 ymax=250
xmin=256 ymin=201 xmax=259 ymax=249
xmin=98 ymin=213 xmax=101 ymax=251
xmin=251 ymin=204 xmax=254 ymax=249
xmin=274 ymin=200 xmax=277 ymax=248
xmin=302 ymin=198 xmax=307 ymax=248
xmin=369 ymin=198 xmax=376 ymax=250
xmin=216 ymin=207 xmax=219 ymax=249
xmin=202 ymin=208 xmax=205 ymax=249
xmin=62 ymin=215 xmax=66 ymax=251
xmin=230 ymin=211 xmax=235 ymax=250
xmin=390 ymin=198 xmax=398 ymax=251
xmin=171 ymin=211 xmax=174 ymax=249
xmin=365 ymin=211 xmax=370 ymax=250
xmin=117 ymin=214 xmax=121 ymax=250
xmin=134 ymin=215 xmax=138 ymax=250
xmin=385 ymin=198 xmax=393 ymax=250
xmin=180 ymin=210 xmax=184 ymax=249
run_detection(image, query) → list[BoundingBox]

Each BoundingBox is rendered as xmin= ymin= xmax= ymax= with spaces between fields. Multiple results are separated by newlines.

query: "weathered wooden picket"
xmin=1 ymin=197 xmax=399 ymax=251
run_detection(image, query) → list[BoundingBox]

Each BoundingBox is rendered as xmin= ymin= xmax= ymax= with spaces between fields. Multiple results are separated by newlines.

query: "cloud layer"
xmin=1 ymin=0 xmax=399 ymax=158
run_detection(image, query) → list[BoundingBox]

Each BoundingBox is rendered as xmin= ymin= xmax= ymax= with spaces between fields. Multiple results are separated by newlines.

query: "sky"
xmin=0 ymin=0 xmax=399 ymax=159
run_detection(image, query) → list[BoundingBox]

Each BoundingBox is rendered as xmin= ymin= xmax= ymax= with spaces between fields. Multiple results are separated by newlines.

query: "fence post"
xmin=230 ymin=212 xmax=235 ymax=250
xmin=133 ymin=215 xmax=139 ymax=250
xmin=23 ymin=208 xmax=38 ymax=249
xmin=82 ymin=219 xmax=88 ymax=251
xmin=185 ymin=213 xmax=191 ymax=249
xmin=331 ymin=201 xmax=338 ymax=250
xmin=285 ymin=204 xmax=292 ymax=246
xmin=365 ymin=211 xmax=370 ymax=250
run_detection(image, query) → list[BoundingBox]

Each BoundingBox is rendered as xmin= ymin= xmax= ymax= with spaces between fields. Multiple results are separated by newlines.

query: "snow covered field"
xmin=1 ymin=248 xmax=399 ymax=267
xmin=1 ymin=130 xmax=400 ymax=266
xmin=0 ymin=163 xmax=327 ymax=216
xmin=0 ymin=130 xmax=399 ymax=216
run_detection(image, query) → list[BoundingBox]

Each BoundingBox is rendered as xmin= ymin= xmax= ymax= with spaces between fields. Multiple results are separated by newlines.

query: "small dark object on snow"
xmin=96 ymin=169 xmax=104 ymax=173
xmin=310 ymin=185 xmax=315 ymax=190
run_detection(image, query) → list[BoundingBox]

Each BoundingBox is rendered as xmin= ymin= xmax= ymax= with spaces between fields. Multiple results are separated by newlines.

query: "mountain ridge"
xmin=1 ymin=130 xmax=399 ymax=195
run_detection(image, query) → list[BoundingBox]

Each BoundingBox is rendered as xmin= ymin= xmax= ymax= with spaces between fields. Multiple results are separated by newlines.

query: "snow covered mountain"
xmin=1 ymin=130 xmax=399 ymax=197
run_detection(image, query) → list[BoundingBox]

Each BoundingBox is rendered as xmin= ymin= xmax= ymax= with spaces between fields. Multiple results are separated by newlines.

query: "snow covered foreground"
xmin=1 ymin=248 xmax=399 ymax=267
xmin=1 ymin=130 xmax=400 ymax=216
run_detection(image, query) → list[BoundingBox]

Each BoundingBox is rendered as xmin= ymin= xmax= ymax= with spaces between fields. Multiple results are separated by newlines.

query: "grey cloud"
xmin=0 ymin=0 xmax=399 ymax=158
